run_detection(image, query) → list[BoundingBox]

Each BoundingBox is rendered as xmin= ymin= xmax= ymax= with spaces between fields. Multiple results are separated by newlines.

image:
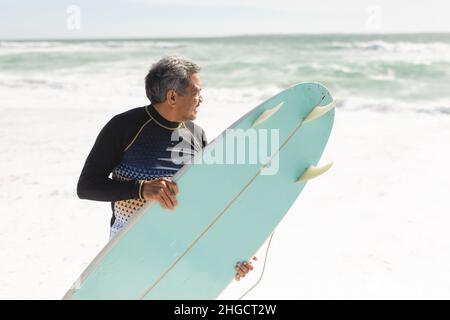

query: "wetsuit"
xmin=77 ymin=104 xmax=207 ymax=239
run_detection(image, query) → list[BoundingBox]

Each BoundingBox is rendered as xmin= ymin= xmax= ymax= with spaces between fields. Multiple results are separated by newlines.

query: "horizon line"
xmin=1 ymin=31 xmax=450 ymax=42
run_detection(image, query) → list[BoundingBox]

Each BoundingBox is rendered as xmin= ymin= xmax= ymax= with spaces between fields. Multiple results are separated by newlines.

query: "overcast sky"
xmin=1 ymin=0 xmax=449 ymax=39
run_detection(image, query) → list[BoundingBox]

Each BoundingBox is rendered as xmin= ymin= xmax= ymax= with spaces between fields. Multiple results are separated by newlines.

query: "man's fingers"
xmin=158 ymin=196 xmax=169 ymax=209
xmin=143 ymin=179 xmax=179 ymax=207
xmin=158 ymin=189 xmax=171 ymax=209
xmin=236 ymin=262 xmax=253 ymax=272
xmin=167 ymin=180 xmax=179 ymax=195
xmin=163 ymin=185 xmax=177 ymax=208
xmin=241 ymin=262 xmax=252 ymax=272
xmin=172 ymin=182 xmax=179 ymax=195
xmin=234 ymin=260 xmax=255 ymax=281
xmin=152 ymin=180 xmax=177 ymax=210
xmin=160 ymin=178 xmax=179 ymax=196
xmin=236 ymin=263 xmax=249 ymax=275
xmin=239 ymin=265 xmax=249 ymax=273
xmin=162 ymin=186 xmax=178 ymax=210
xmin=237 ymin=269 xmax=245 ymax=278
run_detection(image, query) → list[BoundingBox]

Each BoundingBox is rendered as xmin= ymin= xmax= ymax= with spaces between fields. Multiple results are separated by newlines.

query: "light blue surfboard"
xmin=64 ymin=83 xmax=335 ymax=300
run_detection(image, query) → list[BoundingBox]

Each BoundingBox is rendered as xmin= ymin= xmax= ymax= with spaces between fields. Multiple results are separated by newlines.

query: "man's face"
xmin=175 ymin=73 xmax=203 ymax=122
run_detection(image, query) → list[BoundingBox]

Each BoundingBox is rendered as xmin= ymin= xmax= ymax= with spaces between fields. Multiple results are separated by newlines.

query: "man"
xmin=77 ymin=56 xmax=253 ymax=282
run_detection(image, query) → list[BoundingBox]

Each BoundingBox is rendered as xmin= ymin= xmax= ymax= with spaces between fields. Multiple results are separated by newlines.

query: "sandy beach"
xmin=1 ymin=101 xmax=450 ymax=299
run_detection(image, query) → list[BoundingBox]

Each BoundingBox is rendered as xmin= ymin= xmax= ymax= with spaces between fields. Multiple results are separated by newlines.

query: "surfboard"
xmin=64 ymin=82 xmax=335 ymax=300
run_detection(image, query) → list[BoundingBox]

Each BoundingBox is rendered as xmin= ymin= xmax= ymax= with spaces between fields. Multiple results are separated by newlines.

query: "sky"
xmin=0 ymin=0 xmax=449 ymax=39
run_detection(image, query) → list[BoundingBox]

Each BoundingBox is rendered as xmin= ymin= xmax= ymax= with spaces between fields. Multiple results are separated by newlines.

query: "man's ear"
xmin=166 ymin=89 xmax=177 ymax=106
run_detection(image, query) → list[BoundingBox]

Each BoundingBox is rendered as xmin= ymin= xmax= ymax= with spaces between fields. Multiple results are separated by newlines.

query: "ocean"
xmin=1 ymin=33 xmax=450 ymax=115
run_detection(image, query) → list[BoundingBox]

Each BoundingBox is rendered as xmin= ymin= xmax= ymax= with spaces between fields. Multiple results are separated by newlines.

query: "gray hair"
xmin=145 ymin=56 xmax=201 ymax=104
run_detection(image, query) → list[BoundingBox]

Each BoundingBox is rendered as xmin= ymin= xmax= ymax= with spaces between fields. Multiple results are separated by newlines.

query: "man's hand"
xmin=235 ymin=257 xmax=257 ymax=281
xmin=141 ymin=178 xmax=179 ymax=210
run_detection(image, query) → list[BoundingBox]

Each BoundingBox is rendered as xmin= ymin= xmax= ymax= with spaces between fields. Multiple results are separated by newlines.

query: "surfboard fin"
xmin=296 ymin=160 xmax=333 ymax=182
xmin=302 ymin=100 xmax=335 ymax=124
xmin=251 ymin=102 xmax=284 ymax=127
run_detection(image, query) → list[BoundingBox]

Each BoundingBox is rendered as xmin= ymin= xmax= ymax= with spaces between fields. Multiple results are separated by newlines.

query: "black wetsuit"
xmin=77 ymin=104 xmax=207 ymax=238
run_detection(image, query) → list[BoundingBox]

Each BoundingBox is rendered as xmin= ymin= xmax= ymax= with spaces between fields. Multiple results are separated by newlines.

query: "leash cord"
xmin=239 ymin=231 xmax=275 ymax=300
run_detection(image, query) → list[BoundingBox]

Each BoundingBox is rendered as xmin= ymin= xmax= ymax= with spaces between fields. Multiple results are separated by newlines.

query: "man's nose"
xmin=199 ymin=94 xmax=203 ymax=103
